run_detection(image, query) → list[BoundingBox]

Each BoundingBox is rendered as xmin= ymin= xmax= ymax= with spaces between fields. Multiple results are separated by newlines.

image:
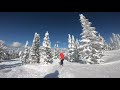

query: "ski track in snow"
xmin=1 ymin=50 xmax=120 ymax=78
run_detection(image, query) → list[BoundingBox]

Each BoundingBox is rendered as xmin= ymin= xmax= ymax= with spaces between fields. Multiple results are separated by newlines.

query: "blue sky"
xmin=0 ymin=12 xmax=120 ymax=48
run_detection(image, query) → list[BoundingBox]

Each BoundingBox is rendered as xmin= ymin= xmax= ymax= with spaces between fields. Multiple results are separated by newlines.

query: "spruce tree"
xmin=79 ymin=14 xmax=104 ymax=64
xmin=22 ymin=41 xmax=30 ymax=64
xmin=54 ymin=43 xmax=59 ymax=59
xmin=29 ymin=33 xmax=40 ymax=63
xmin=41 ymin=31 xmax=53 ymax=64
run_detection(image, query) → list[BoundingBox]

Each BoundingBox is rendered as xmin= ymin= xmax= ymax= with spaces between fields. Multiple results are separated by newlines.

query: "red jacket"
xmin=60 ymin=52 xmax=64 ymax=60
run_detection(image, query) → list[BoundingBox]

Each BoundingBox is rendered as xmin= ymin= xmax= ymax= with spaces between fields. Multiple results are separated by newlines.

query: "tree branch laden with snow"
xmin=79 ymin=14 xmax=105 ymax=64
xmin=29 ymin=33 xmax=40 ymax=63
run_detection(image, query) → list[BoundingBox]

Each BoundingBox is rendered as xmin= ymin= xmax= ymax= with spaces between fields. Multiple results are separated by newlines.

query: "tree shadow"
xmin=0 ymin=60 xmax=19 ymax=63
xmin=44 ymin=70 xmax=59 ymax=78
xmin=0 ymin=63 xmax=22 ymax=70
xmin=0 ymin=59 xmax=19 ymax=62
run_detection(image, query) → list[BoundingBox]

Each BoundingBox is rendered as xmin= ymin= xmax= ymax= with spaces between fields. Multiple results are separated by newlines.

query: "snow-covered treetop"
xmin=54 ymin=44 xmax=56 ymax=47
xmin=54 ymin=43 xmax=58 ymax=48
xmin=31 ymin=32 xmax=40 ymax=49
xmin=79 ymin=14 xmax=92 ymax=27
xmin=25 ymin=41 xmax=29 ymax=48
xmin=75 ymin=39 xmax=79 ymax=44
xmin=0 ymin=40 xmax=7 ymax=50
xmin=71 ymin=35 xmax=75 ymax=49
xmin=45 ymin=31 xmax=49 ymax=36
xmin=42 ymin=31 xmax=51 ymax=48
xmin=79 ymin=14 xmax=84 ymax=20
xmin=68 ymin=34 xmax=71 ymax=39
xmin=56 ymin=44 xmax=58 ymax=48
xmin=68 ymin=34 xmax=72 ymax=49
xmin=44 ymin=31 xmax=49 ymax=40
xmin=110 ymin=33 xmax=120 ymax=50
xmin=72 ymin=35 xmax=75 ymax=42
xmin=75 ymin=38 xmax=80 ymax=49
xmin=68 ymin=34 xmax=77 ymax=49
xmin=68 ymin=34 xmax=71 ymax=43
xmin=79 ymin=14 xmax=98 ymax=42
xmin=32 ymin=32 xmax=40 ymax=43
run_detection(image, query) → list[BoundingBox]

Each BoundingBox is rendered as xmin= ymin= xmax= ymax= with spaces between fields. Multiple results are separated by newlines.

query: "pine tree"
xmin=22 ymin=41 xmax=30 ymax=64
xmin=68 ymin=34 xmax=72 ymax=49
xmin=75 ymin=39 xmax=80 ymax=49
xmin=79 ymin=14 xmax=104 ymax=64
xmin=113 ymin=33 xmax=119 ymax=49
xmin=74 ymin=38 xmax=80 ymax=62
xmin=0 ymin=40 xmax=7 ymax=60
xmin=116 ymin=34 xmax=120 ymax=48
xmin=97 ymin=33 xmax=105 ymax=56
xmin=19 ymin=51 xmax=24 ymax=61
xmin=54 ymin=42 xmax=59 ymax=59
xmin=67 ymin=34 xmax=77 ymax=62
xmin=29 ymin=32 xmax=40 ymax=63
xmin=71 ymin=35 xmax=75 ymax=49
xmin=110 ymin=33 xmax=120 ymax=50
xmin=43 ymin=31 xmax=51 ymax=48
xmin=41 ymin=31 xmax=53 ymax=64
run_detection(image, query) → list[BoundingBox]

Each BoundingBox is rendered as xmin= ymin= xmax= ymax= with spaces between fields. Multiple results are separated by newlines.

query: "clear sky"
xmin=0 ymin=12 xmax=120 ymax=48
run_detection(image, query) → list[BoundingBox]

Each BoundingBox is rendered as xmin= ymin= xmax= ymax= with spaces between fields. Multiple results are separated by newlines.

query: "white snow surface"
xmin=1 ymin=50 xmax=120 ymax=78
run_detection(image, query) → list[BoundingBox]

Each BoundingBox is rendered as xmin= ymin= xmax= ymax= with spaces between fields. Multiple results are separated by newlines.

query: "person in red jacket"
xmin=59 ymin=52 xmax=65 ymax=66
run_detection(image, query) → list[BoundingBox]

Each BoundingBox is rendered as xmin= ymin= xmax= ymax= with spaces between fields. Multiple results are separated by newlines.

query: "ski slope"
xmin=0 ymin=50 xmax=120 ymax=78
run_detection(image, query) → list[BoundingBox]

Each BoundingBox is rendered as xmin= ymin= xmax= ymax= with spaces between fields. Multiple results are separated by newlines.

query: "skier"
xmin=59 ymin=52 xmax=65 ymax=66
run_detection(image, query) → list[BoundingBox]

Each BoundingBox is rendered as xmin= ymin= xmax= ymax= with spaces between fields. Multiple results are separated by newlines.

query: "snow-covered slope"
xmin=1 ymin=50 xmax=120 ymax=78
xmin=101 ymin=50 xmax=120 ymax=63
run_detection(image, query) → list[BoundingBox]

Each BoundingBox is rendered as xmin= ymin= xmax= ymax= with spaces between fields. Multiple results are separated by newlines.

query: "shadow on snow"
xmin=0 ymin=63 xmax=22 ymax=70
xmin=44 ymin=70 xmax=59 ymax=78
xmin=0 ymin=59 xmax=19 ymax=62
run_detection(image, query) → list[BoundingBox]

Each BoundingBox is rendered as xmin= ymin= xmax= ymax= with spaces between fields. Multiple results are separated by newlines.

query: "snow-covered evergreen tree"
xmin=97 ymin=33 xmax=105 ymax=56
xmin=110 ymin=33 xmax=120 ymax=50
xmin=41 ymin=31 xmax=53 ymax=64
xmin=29 ymin=33 xmax=40 ymax=63
xmin=74 ymin=38 xmax=80 ymax=62
xmin=75 ymin=39 xmax=79 ymax=49
xmin=54 ymin=43 xmax=59 ymax=59
xmin=43 ymin=31 xmax=51 ymax=48
xmin=71 ymin=35 xmax=75 ymax=49
xmin=67 ymin=34 xmax=79 ymax=62
xmin=104 ymin=42 xmax=112 ymax=51
xmin=79 ymin=14 xmax=104 ymax=64
xmin=0 ymin=40 xmax=7 ymax=60
xmin=67 ymin=34 xmax=73 ymax=62
xmin=110 ymin=33 xmax=117 ymax=50
xmin=19 ymin=51 xmax=24 ymax=60
xmin=68 ymin=34 xmax=72 ymax=49
xmin=22 ymin=41 xmax=30 ymax=64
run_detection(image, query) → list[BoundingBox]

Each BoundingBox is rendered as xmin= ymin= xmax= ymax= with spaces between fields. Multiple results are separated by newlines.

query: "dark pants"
xmin=60 ymin=60 xmax=64 ymax=65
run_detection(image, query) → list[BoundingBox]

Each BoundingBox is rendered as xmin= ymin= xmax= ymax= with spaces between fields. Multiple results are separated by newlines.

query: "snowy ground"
xmin=1 ymin=50 xmax=120 ymax=78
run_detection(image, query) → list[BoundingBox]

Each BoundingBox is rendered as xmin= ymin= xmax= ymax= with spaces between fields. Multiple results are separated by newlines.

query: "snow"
xmin=80 ymin=39 xmax=90 ymax=43
xmin=110 ymin=33 xmax=120 ymax=50
xmin=101 ymin=50 xmax=120 ymax=63
xmin=1 ymin=50 xmax=120 ymax=78
xmin=79 ymin=14 xmax=104 ymax=64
